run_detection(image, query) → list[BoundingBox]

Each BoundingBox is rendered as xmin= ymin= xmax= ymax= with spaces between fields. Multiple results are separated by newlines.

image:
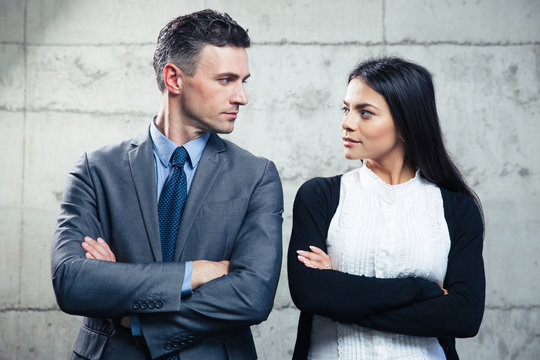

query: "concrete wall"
xmin=1 ymin=0 xmax=539 ymax=358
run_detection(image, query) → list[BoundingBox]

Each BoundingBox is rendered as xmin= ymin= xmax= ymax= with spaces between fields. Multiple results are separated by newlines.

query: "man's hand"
xmin=81 ymin=236 xmax=133 ymax=326
xmin=81 ymin=236 xmax=116 ymax=262
xmin=191 ymin=260 xmax=230 ymax=290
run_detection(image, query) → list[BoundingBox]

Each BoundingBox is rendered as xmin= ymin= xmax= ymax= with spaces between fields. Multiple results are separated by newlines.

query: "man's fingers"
xmin=85 ymin=252 xmax=95 ymax=259
xmin=82 ymin=240 xmax=101 ymax=258
xmin=97 ymin=238 xmax=116 ymax=261
xmin=83 ymin=238 xmax=109 ymax=259
xmin=82 ymin=236 xmax=116 ymax=262
xmin=97 ymin=237 xmax=111 ymax=251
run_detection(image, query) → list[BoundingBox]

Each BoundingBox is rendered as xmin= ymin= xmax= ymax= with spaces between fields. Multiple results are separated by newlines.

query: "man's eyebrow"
xmin=216 ymin=72 xmax=251 ymax=81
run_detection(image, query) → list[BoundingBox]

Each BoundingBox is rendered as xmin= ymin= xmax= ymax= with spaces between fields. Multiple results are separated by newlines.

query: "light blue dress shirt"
xmin=131 ymin=120 xmax=210 ymax=336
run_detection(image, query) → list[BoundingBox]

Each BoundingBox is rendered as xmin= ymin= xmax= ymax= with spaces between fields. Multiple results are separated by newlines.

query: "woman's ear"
xmin=162 ymin=63 xmax=183 ymax=95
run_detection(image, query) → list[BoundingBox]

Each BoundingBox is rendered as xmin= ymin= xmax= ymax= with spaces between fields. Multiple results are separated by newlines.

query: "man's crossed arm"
xmin=82 ymin=236 xmax=229 ymax=293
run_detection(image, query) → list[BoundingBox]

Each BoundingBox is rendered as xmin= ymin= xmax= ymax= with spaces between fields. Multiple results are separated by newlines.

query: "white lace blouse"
xmin=308 ymin=165 xmax=451 ymax=360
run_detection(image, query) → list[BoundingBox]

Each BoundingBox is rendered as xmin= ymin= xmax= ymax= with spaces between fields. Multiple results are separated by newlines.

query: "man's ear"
xmin=162 ymin=63 xmax=183 ymax=95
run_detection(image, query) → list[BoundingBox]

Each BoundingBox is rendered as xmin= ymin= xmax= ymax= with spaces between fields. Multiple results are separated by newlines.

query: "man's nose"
xmin=232 ymin=84 xmax=248 ymax=105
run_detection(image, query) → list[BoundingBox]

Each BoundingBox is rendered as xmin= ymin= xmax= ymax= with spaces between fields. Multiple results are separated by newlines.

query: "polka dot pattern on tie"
xmin=158 ymin=146 xmax=189 ymax=263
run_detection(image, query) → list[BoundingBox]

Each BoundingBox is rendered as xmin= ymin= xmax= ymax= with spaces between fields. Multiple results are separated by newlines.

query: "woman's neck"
xmin=364 ymin=157 xmax=416 ymax=185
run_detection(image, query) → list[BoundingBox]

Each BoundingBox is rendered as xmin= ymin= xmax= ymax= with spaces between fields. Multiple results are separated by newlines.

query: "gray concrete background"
xmin=1 ymin=0 xmax=539 ymax=359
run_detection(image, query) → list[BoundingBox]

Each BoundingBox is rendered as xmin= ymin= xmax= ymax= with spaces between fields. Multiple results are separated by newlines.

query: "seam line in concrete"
xmin=253 ymin=40 xmax=540 ymax=47
xmin=382 ymin=0 xmax=386 ymax=45
xmin=2 ymin=107 xmax=155 ymax=118
xmin=1 ymin=41 xmax=538 ymax=47
xmin=0 ymin=307 xmax=60 ymax=312
xmin=485 ymin=305 xmax=540 ymax=311
xmin=18 ymin=0 xmax=28 ymax=310
xmin=1 ymin=305 xmax=540 ymax=313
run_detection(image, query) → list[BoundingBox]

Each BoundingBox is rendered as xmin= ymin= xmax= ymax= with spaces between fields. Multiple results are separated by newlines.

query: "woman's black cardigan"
xmin=287 ymin=175 xmax=485 ymax=360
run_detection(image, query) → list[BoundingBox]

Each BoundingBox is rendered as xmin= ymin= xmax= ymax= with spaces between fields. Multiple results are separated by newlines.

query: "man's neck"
xmin=155 ymin=97 xmax=204 ymax=147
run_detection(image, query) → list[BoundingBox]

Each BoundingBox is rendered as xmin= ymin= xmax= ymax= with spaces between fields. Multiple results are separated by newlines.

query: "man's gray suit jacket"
xmin=51 ymin=127 xmax=284 ymax=360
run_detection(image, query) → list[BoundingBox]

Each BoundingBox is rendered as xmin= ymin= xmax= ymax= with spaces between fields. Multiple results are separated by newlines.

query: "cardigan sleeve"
xmin=351 ymin=191 xmax=485 ymax=338
xmin=288 ymin=177 xmax=444 ymax=321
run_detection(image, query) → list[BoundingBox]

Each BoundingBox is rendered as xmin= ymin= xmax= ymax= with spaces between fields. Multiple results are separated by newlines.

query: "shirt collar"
xmin=150 ymin=118 xmax=210 ymax=167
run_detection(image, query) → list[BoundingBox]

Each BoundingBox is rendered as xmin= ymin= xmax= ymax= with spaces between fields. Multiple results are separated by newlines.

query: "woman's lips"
xmin=343 ymin=137 xmax=361 ymax=147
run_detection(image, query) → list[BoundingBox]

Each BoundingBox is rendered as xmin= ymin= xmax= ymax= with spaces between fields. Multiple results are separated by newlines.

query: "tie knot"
xmin=170 ymin=146 xmax=188 ymax=167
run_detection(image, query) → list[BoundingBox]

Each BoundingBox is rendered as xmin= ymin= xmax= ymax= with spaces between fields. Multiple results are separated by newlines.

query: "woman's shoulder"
xmin=294 ymin=175 xmax=343 ymax=213
xmin=440 ymin=187 xmax=484 ymax=235
xmin=298 ymin=174 xmax=342 ymax=197
xmin=440 ymin=188 xmax=480 ymax=213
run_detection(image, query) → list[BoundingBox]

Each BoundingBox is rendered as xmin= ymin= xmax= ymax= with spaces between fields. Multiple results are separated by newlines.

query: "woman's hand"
xmin=297 ymin=246 xmax=333 ymax=270
xmin=435 ymin=281 xmax=449 ymax=295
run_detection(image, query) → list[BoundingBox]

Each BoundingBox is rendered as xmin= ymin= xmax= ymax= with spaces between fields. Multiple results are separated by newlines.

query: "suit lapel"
xmin=128 ymin=127 xmax=162 ymax=262
xmin=174 ymin=133 xmax=226 ymax=261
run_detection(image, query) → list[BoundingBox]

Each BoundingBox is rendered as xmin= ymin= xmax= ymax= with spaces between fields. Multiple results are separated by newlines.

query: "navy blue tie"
xmin=159 ymin=146 xmax=188 ymax=263
xmin=157 ymin=147 xmax=188 ymax=360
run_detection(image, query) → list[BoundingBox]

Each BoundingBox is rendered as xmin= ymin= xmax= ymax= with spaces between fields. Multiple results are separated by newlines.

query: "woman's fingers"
xmin=309 ymin=246 xmax=325 ymax=255
xmin=435 ymin=281 xmax=449 ymax=295
xmin=308 ymin=246 xmax=333 ymax=268
xmin=297 ymin=248 xmax=332 ymax=270
xmin=297 ymin=255 xmax=313 ymax=268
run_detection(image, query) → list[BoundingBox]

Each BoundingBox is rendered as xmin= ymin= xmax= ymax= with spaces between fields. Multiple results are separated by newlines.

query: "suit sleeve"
xmin=139 ymin=160 xmax=283 ymax=359
xmin=352 ymin=194 xmax=485 ymax=338
xmin=51 ymin=153 xmax=185 ymax=318
xmin=287 ymin=177 xmax=444 ymax=321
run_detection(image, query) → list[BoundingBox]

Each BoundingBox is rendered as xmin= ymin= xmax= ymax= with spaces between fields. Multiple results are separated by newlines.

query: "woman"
xmin=287 ymin=57 xmax=485 ymax=360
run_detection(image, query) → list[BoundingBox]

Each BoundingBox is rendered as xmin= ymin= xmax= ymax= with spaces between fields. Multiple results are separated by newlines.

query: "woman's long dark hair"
xmin=349 ymin=56 xmax=481 ymax=206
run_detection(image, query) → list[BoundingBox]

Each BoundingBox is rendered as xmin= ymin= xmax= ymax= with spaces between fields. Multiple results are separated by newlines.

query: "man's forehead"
xmin=197 ymin=45 xmax=249 ymax=76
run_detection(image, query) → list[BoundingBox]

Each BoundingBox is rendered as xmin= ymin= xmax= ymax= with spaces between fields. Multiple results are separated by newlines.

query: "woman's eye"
xmin=360 ymin=110 xmax=373 ymax=119
xmin=341 ymin=107 xmax=350 ymax=114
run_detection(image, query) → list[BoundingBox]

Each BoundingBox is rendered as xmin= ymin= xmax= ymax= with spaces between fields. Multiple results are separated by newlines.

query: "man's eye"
xmin=219 ymin=78 xmax=231 ymax=84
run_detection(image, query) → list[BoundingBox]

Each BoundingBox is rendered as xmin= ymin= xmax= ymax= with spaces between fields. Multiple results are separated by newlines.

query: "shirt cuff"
xmin=131 ymin=315 xmax=141 ymax=337
xmin=181 ymin=261 xmax=193 ymax=297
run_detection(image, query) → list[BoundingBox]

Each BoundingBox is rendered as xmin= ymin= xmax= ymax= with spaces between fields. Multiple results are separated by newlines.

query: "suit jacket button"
xmin=148 ymin=300 xmax=155 ymax=309
xmin=187 ymin=336 xmax=195 ymax=343
xmin=171 ymin=339 xmax=180 ymax=347
xmin=133 ymin=302 xmax=140 ymax=310
xmin=164 ymin=343 xmax=172 ymax=350
xmin=156 ymin=300 xmax=163 ymax=309
xmin=140 ymin=301 xmax=148 ymax=310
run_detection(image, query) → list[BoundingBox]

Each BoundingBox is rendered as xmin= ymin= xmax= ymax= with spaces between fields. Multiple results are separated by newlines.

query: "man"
xmin=51 ymin=9 xmax=283 ymax=360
